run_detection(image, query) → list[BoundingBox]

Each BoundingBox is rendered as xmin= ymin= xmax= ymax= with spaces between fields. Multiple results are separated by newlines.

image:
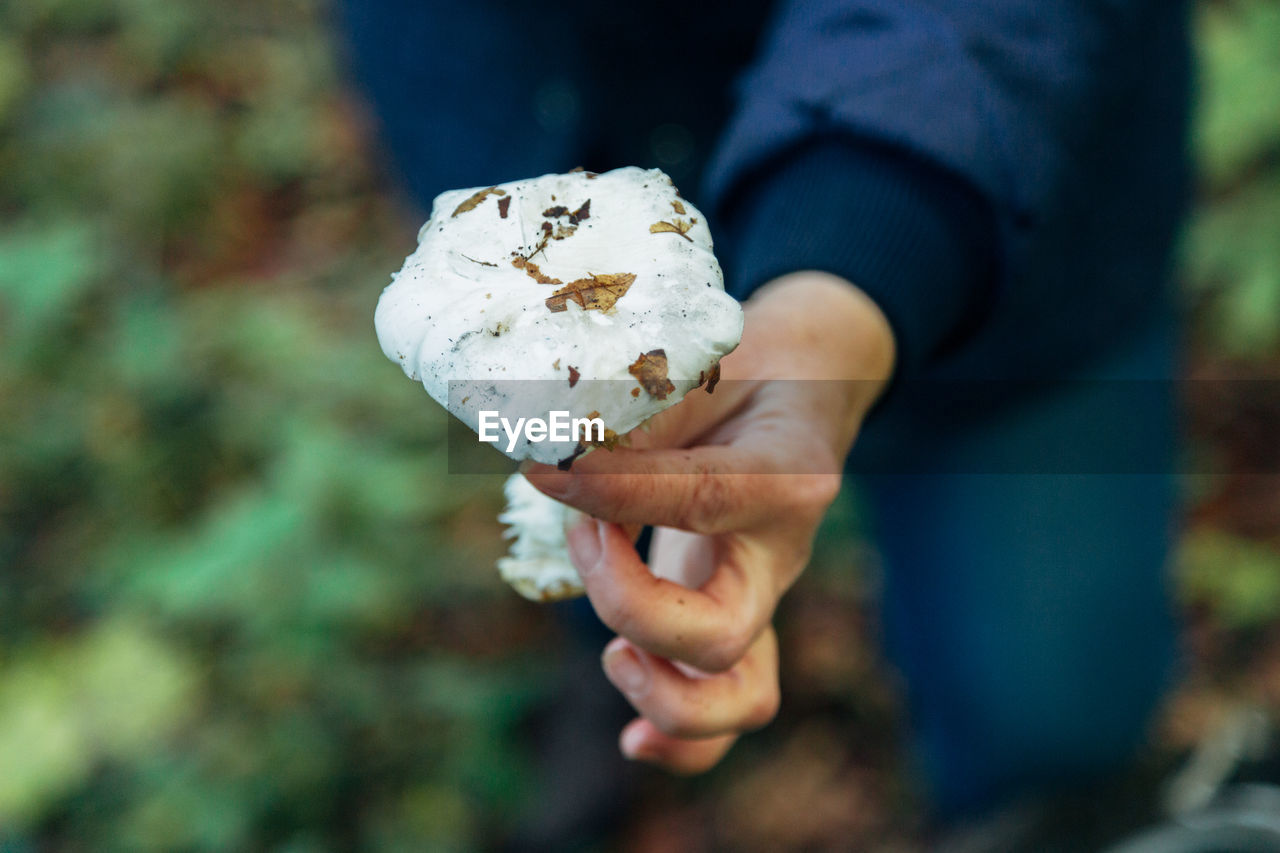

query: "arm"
xmin=706 ymin=0 xmax=1188 ymax=381
xmin=528 ymin=0 xmax=1187 ymax=771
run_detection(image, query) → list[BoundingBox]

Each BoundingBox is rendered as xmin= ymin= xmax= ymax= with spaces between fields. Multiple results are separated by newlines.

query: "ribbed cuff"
xmin=717 ymin=136 xmax=997 ymax=379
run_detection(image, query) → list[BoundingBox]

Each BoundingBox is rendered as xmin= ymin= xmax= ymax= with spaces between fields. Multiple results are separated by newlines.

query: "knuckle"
xmin=648 ymin=703 xmax=704 ymax=739
xmin=783 ymin=473 xmax=842 ymax=515
xmin=696 ymin=626 xmax=751 ymax=674
xmin=680 ymin=471 xmax=730 ymax=534
xmin=760 ymin=474 xmax=842 ymax=534
xmin=744 ymin=682 xmax=781 ymax=730
xmin=587 ymin=584 xmax=636 ymax=637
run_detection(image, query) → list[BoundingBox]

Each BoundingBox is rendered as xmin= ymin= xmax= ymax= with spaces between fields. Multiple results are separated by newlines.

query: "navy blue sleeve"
xmin=335 ymin=1 xmax=586 ymax=207
xmin=705 ymin=0 xmax=1190 ymax=380
xmin=718 ymin=136 xmax=997 ymax=376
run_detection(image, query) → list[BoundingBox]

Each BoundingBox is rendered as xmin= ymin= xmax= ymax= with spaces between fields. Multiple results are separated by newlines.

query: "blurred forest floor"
xmin=1 ymin=0 xmax=1279 ymax=850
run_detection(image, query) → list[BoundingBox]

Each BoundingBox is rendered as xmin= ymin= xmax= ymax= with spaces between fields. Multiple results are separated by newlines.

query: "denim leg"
xmin=859 ymin=319 xmax=1180 ymax=817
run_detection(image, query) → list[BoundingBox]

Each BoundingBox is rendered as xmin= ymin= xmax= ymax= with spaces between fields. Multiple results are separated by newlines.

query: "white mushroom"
xmin=495 ymin=472 xmax=585 ymax=602
xmin=375 ymin=166 xmax=743 ymax=600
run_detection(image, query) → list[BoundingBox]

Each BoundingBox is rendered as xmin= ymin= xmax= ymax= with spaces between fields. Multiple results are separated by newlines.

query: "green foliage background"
xmin=0 ymin=0 xmax=1277 ymax=849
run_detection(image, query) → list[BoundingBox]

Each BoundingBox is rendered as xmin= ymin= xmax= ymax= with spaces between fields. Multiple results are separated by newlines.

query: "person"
xmin=340 ymin=0 xmax=1191 ymax=830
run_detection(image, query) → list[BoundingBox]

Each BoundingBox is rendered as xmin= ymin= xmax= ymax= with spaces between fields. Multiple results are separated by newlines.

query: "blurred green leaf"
xmin=1178 ymin=530 xmax=1280 ymax=629
xmin=17 ymin=87 xmax=220 ymax=236
xmin=1182 ymin=174 xmax=1280 ymax=354
xmin=1194 ymin=1 xmax=1280 ymax=187
xmin=0 ymin=220 xmax=99 ymax=349
xmin=0 ymin=620 xmax=197 ymax=827
xmin=0 ymin=36 xmax=31 ymax=124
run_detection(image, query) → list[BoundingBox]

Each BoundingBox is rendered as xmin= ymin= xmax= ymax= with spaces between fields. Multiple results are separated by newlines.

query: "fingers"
xmin=602 ymin=630 xmax=780 ymax=740
xmin=565 ymin=519 xmax=776 ymax=673
xmin=525 ymin=445 xmax=774 ymax=534
xmin=634 ymin=376 xmax=757 ymax=452
xmin=527 ymin=453 xmax=840 ymax=539
xmin=618 ymin=719 xmax=738 ymax=775
xmin=604 ymin=628 xmax=779 ymax=775
xmin=522 ymin=387 xmax=845 ymax=536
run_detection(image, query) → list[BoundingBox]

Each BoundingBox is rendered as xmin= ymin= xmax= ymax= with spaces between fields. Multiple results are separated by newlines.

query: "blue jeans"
xmin=856 ymin=316 xmax=1179 ymax=817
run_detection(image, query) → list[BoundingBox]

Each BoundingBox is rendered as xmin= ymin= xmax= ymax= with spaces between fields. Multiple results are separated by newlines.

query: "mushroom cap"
xmin=375 ymin=166 xmax=742 ymax=466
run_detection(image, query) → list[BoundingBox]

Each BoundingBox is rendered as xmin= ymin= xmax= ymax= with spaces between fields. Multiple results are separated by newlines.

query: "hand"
xmin=523 ymin=271 xmax=896 ymax=773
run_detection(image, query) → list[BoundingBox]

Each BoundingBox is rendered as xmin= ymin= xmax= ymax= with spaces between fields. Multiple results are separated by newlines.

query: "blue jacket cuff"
xmin=716 ymin=137 xmax=998 ymax=378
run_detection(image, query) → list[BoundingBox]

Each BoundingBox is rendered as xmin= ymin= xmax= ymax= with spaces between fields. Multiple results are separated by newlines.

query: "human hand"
xmin=523 ymin=271 xmax=896 ymax=773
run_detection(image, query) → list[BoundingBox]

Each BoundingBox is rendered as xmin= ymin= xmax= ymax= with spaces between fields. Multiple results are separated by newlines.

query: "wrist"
xmin=722 ymin=271 xmax=897 ymax=458
xmin=734 ymin=271 xmax=895 ymax=384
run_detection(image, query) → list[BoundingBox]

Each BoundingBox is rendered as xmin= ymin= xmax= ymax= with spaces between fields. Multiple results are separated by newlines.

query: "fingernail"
xmin=565 ymin=517 xmax=603 ymax=575
xmin=620 ymin=722 xmax=646 ymax=759
xmin=603 ymin=641 xmax=649 ymax=697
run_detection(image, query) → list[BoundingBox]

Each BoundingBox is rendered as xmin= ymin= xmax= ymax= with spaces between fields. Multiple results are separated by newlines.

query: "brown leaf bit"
xmin=582 ymin=411 xmax=621 ymax=450
xmin=552 ymin=359 xmax=560 ymax=370
xmin=567 ymin=365 xmax=580 ymax=387
xmin=497 ymin=196 xmax=511 ymax=218
xmin=557 ymin=443 xmax=587 ymax=470
xmin=511 ymin=256 xmax=562 ymax=285
xmin=649 ymin=219 xmax=693 ymax=241
xmin=544 ymin=199 xmax=591 ymax=226
xmin=631 ymin=387 xmax=640 ymax=397
xmin=516 ymin=201 xmax=592 ymax=262
xmin=704 ymin=362 xmax=721 ymax=394
xmin=628 ymin=349 xmax=675 ymax=400
xmin=545 ymin=272 xmax=636 ymax=313
xmin=460 ymin=253 xmax=497 ymax=267
xmin=671 ymin=199 xmax=686 ymax=215
xmin=451 ymin=186 xmax=506 ymax=217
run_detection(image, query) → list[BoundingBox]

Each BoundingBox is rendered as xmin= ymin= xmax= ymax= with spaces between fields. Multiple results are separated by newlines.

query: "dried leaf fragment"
xmin=671 ymin=200 xmax=686 ymax=215
xmin=704 ymin=362 xmax=721 ymax=394
xmin=512 ymin=256 xmax=562 ymax=285
xmin=568 ymin=365 xmax=580 ymax=387
xmin=545 ymin=272 xmax=636 ymax=313
xmin=582 ymin=411 xmax=621 ymax=450
xmin=649 ymin=219 xmax=693 ymax=241
xmin=497 ymin=196 xmax=511 ymax=218
xmin=544 ymin=199 xmax=591 ymax=226
xmin=452 ymin=186 xmax=506 ymax=217
xmin=628 ymin=349 xmax=675 ymax=400
xmin=558 ymin=443 xmax=587 ymax=470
